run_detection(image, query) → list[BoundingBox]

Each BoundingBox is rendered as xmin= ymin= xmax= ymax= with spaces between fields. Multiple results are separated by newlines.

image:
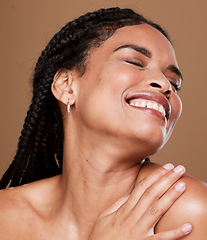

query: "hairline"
xmin=78 ymin=22 xmax=171 ymax=76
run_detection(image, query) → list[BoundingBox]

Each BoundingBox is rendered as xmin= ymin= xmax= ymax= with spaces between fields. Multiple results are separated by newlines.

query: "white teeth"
xmin=135 ymin=102 xmax=139 ymax=107
xmin=152 ymin=102 xmax=159 ymax=111
xmin=147 ymin=102 xmax=152 ymax=109
xmin=159 ymin=105 xmax=165 ymax=116
xmin=129 ymin=100 xmax=166 ymax=117
xmin=140 ymin=101 xmax=146 ymax=108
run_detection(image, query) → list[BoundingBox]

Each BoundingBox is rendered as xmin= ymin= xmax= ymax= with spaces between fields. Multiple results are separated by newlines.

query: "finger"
xmin=99 ymin=165 xmax=174 ymax=218
xmin=131 ymin=165 xmax=186 ymax=216
xmin=141 ymin=181 xmax=186 ymax=228
xmin=98 ymin=195 xmax=130 ymax=218
xmin=124 ymin=163 xmax=174 ymax=210
xmin=147 ymin=223 xmax=192 ymax=240
xmin=135 ymin=163 xmax=174 ymax=188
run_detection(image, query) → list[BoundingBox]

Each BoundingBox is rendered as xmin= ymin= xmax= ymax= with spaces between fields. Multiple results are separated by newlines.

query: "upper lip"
xmin=125 ymin=92 xmax=171 ymax=119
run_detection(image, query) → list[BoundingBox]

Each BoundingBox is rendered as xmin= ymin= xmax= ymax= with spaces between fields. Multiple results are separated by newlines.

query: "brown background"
xmin=0 ymin=0 xmax=206 ymax=182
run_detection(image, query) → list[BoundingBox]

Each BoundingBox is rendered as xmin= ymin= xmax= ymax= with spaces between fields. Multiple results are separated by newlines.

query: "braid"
xmin=0 ymin=7 xmax=170 ymax=189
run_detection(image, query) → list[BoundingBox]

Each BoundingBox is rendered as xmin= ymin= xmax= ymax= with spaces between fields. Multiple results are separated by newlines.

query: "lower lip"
xmin=128 ymin=104 xmax=166 ymax=122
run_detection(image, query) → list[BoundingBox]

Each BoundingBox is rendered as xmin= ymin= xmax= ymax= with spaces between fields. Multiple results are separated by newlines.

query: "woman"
xmin=0 ymin=7 xmax=206 ymax=239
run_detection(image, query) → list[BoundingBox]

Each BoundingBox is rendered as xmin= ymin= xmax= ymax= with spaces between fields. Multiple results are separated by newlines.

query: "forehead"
xmin=111 ymin=24 xmax=170 ymax=44
xmin=90 ymin=24 xmax=178 ymax=67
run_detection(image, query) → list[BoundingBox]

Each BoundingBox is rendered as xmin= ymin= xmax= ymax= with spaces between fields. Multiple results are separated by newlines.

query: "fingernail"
xmin=174 ymin=181 xmax=186 ymax=192
xmin=163 ymin=163 xmax=174 ymax=170
xmin=173 ymin=165 xmax=185 ymax=174
xmin=182 ymin=223 xmax=192 ymax=234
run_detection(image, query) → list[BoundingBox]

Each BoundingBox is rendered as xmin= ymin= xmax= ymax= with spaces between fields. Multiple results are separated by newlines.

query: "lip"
xmin=125 ymin=92 xmax=171 ymax=120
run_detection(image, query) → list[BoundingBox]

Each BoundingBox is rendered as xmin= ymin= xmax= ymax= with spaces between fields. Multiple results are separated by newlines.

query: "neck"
xmin=55 ymin=121 xmax=146 ymax=238
xmin=58 ymin=140 xmax=143 ymax=236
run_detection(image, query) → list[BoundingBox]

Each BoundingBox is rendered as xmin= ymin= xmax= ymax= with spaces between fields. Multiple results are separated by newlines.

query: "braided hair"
xmin=0 ymin=7 xmax=169 ymax=189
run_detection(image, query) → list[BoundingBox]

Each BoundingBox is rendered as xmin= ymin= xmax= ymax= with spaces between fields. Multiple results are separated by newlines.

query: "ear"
xmin=51 ymin=69 xmax=76 ymax=105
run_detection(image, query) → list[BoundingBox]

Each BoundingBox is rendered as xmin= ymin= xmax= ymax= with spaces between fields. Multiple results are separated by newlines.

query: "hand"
xmin=88 ymin=164 xmax=192 ymax=240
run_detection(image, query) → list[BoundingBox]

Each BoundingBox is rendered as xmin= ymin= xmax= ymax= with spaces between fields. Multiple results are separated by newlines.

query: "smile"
xmin=126 ymin=92 xmax=171 ymax=120
xmin=129 ymin=99 xmax=166 ymax=117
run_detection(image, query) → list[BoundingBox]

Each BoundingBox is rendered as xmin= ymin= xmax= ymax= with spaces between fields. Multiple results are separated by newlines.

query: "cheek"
xmin=102 ymin=63 xmax=143 ymax=90
xmin=172 ymin=94 xmax=182 ymax=121
xmin=167 ymin=94 xmax=182 ymax=132
xmin=74 ymin=65 xmax=143 ymax=132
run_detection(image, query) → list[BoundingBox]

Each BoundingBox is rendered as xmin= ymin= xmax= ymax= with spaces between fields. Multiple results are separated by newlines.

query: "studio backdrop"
xmin=0 ymin=0 xmax=206 ymax=182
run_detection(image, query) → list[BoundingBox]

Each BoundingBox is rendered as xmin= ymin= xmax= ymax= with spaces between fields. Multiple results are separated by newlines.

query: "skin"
xmin=0 ymin=24 xmax=206 ymax=239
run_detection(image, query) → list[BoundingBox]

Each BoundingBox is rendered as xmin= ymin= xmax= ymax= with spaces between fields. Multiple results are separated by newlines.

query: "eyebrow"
xmin=114 ymin=44 xmax=183 ymax=81
xmin=167 ymin=65 xmax=183 ymax=81
xmin=114 ymin=44 xmax=152 ymax=58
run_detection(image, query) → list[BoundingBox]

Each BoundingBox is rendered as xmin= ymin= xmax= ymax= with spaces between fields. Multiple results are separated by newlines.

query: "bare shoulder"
xmin=0 ymin=184 xmax=34 ymax=239
xmin=140 ymin=162 xmax=207 ymax=239
xmin=0 ymin=176 xmax=61 ymax=239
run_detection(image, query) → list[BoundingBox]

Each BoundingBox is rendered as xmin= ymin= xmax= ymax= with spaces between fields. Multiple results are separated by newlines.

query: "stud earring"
xmin=67 ymin=100 xmax=70 ymax=115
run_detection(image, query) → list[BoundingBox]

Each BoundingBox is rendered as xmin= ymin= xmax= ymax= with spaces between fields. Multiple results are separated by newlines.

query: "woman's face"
xmin=73 ymin=24 xmax=182 ymax=155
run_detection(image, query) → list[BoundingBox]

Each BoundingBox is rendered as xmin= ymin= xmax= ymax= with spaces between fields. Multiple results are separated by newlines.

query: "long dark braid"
xmin=0 ymin=7 xmax=169 ymax=189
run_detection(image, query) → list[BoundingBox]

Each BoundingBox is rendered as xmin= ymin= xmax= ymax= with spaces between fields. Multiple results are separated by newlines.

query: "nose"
xmin=147 ymin=76 xmax=172 ymax=99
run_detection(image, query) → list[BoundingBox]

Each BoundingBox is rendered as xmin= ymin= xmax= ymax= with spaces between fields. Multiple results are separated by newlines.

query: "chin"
xmin=129 ymin=123 xmax=168 ymax=155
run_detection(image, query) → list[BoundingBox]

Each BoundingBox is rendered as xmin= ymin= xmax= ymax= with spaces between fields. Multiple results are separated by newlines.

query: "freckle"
xmin=84 ymin=181 xmax=86 ymax=183
xmin=86 ymin=159 xmax=88 ymax=162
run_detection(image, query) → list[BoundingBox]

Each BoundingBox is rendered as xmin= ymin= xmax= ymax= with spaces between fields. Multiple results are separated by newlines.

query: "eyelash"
xmin=125 ymin=60 xmax=181 ymax=91
xmin=169 ymin=81 xmax=180 ymax=91
xmin=167 ymin=77 xmax=181 ymax=91
xmin=125 ymin=60 xmax=144 ymax=68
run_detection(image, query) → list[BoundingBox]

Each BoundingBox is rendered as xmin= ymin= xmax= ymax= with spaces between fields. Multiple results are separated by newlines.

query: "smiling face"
xmin=71 ymin=24 xmax=182 ymax=156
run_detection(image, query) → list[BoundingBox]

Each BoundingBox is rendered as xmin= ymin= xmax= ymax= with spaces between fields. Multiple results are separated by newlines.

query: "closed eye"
xmin=169 ymin=81 xmax=181 ymax=91
xmin=125 ymin=60 xmax=144 ymax=68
